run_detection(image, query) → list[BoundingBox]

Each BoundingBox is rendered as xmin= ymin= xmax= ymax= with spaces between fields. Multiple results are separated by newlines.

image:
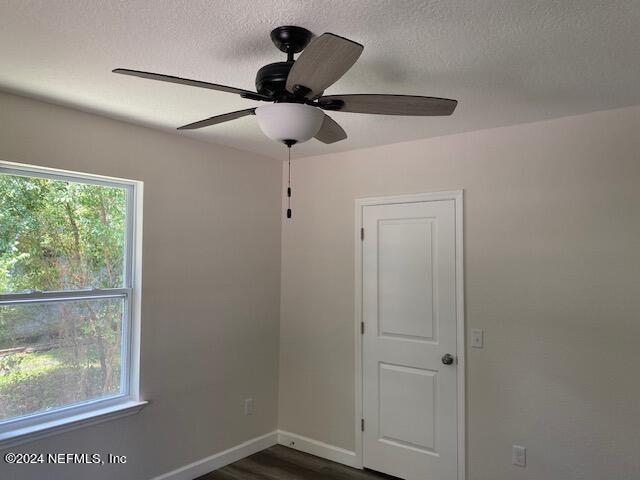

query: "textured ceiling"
xmin=1 ymin=0 xmax=640 ymax=159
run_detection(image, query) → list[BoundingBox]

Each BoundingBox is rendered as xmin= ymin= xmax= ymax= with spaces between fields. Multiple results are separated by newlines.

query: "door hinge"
xmin=361 ymin=321 xmax=365 ymax=334
xmin=361 ymin=418 xmax=365 ymax=431
xmin=360 ymin=227 xmax=364 ymax=241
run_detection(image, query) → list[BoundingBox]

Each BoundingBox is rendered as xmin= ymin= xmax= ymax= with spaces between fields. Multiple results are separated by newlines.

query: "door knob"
xmin=441 ymin=353 xmax=455 ymax=365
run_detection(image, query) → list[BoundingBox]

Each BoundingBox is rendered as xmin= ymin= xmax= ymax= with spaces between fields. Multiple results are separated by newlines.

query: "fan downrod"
xmin=256 ymin=26 xmax=313 ymax=99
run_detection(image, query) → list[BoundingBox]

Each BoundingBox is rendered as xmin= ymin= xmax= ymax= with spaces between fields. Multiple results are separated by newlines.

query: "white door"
xmin=362 ymin=199 xmax=459 ymax=480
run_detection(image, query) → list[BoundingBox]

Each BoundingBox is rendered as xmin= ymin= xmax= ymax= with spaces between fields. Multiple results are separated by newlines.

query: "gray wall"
xmin=2 ymin=90 xmax=639 ymax=480
xmin=0 ymin=91 xmax=282 ymax=480
xmin=278 ymin=105 xmax=640 ymax=480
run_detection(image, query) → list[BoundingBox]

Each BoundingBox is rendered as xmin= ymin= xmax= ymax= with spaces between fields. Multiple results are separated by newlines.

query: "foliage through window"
xmin=0 ymin=165 xmax=139 ymax=428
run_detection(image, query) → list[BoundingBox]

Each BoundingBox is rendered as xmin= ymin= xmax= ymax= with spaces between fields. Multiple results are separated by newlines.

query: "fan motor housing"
xmin=255 ymin=61 xmax=294 ymax=99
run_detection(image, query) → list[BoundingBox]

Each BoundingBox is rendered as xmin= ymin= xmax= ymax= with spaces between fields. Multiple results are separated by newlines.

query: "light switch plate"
xmin=512 ymin=445 xmax=526 ymax=467
xmin=244 ymin=398 xmax=254 ymax=415
xmin=471 ymin=329 xmax=484 ymax=348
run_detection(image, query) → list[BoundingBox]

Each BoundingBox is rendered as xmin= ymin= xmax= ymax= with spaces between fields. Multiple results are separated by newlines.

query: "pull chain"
xmin=286 ymin=145 xmax=292 ymax=219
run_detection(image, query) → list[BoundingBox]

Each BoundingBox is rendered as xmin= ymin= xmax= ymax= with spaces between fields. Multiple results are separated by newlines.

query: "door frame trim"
xmin=354 ymin=190 xmax=465 ymax=479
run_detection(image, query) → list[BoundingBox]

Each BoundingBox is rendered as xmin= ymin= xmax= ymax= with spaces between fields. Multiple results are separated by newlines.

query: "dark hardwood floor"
xmin=196 ymin=445 xmax=399 ymax=480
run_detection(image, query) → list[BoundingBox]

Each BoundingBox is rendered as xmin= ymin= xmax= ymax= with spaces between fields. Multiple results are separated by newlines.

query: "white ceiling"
xmin=1 ymin=0 xmax=640 ymax=159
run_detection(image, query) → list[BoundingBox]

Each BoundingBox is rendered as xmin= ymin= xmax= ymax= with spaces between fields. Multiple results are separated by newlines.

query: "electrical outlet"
xmin=244 ymin=398 xmax=254 ymax=416
xmin=471 ymin=329 xmax=484 ymax=348
xmin=512 ymin=445 xmax=526 ymax=467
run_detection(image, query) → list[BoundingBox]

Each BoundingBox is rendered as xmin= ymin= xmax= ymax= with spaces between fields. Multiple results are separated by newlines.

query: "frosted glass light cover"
xmin=255 ymin=103 xmax=324 ymax=144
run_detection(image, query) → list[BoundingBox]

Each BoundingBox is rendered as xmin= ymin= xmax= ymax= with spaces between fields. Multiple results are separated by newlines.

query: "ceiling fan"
xmin=113 ymin=26 xmax=458 ymax=147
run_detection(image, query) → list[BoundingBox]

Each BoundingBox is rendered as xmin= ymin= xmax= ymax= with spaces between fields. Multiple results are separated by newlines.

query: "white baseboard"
xmin=151 ymin=431 xmax=277 ymax=480
xmin=150 ymin=429 xmax=359 ymax=480
xmin=277 ymin=430 xmax=360 ymax=468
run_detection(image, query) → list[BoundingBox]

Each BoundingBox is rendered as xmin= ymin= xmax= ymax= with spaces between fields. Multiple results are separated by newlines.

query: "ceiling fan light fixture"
xmin=114 ymin=27 xmax=458 ymax=147
xmin=255 ymin=103 xmax=324 ymax=144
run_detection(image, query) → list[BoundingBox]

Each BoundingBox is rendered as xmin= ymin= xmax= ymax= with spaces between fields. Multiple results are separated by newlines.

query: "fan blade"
xmin=113 ymin=69 xmax=269 ymax=100
xmin=177 ymin=108 xmax=256 ymax=130
xmin=318 ymin=94 xmax=458 ymax=116
xmin=285 ymin=33 xmax=363 ymax=99
xmin=314 ymin=114 xmax=347 ymax=144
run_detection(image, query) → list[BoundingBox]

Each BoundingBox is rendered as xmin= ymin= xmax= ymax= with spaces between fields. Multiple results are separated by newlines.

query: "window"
xmin=0 ymin=161 xmax=144 ymax=446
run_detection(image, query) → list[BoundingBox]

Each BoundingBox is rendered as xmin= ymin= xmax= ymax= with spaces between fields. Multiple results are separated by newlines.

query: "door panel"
xmin=379 ymin=363 xmax=437 ymax=452
xmin=378 ymin=218 xmax=435 ymax=340
xmin=362 ymin=200 xmax=458 ymax=480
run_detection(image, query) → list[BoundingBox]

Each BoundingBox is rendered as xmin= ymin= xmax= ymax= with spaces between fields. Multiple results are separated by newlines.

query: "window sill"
xmin=0 ymin=400 xmax=148 ymax=450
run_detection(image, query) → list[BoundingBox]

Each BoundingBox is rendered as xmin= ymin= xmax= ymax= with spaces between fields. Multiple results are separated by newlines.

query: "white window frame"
xmin=0 ymin=160 xmax=146 ymax=449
